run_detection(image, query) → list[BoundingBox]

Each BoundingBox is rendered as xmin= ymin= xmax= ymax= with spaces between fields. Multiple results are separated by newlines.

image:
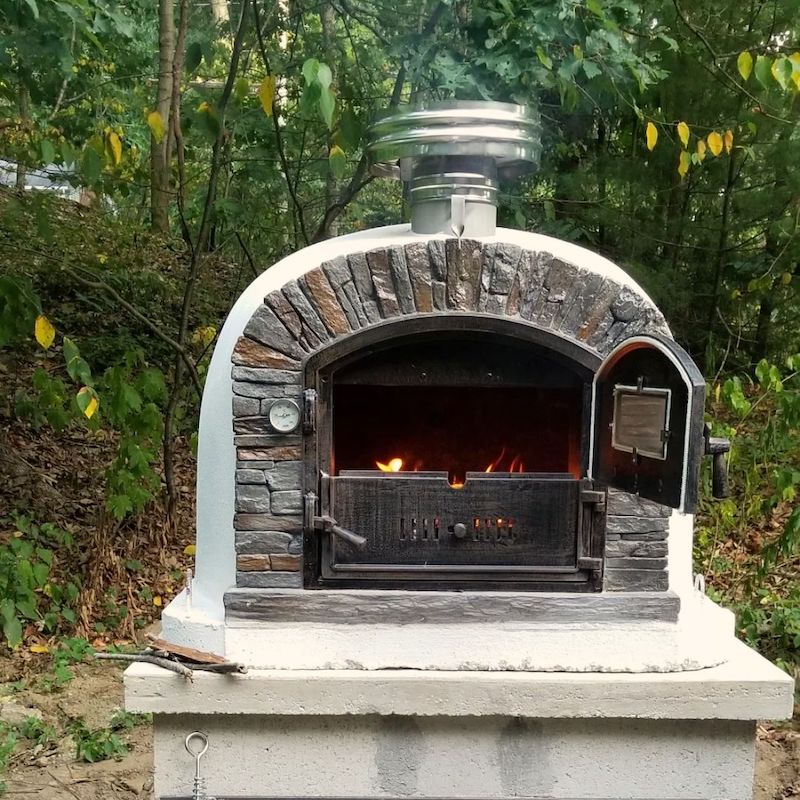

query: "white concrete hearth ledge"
xmin=125 ymin=638 xmax=793 ymax=721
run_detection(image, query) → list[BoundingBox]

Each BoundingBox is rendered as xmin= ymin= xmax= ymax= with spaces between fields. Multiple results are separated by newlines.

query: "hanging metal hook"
xmin=185 ymin=731 xmax=215 ymax=800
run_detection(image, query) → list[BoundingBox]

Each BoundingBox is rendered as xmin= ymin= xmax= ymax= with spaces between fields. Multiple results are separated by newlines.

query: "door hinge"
xmin=303 ymin=388 xmax=317 ymax=433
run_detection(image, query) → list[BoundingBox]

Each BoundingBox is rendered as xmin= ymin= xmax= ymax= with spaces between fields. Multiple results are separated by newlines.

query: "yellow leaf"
xmin=183 ymin=544 xmax=197 ymax=556
xmin=696 ymin=139 xmax=707 ymax=162
xmin=153 ymin=596 xmax=163 ymax=607
xmin=97 ymin=253 xmax=108 ymax=264
xmin=676 ymin=121 xmax=690 ymax=148
xmin=723 ymin=129 xmax=734 ymax=153
xmin=147 ymin=110 xmax=165 ymax=144
xmin=737 ymin=51 xmax=753 ymax=81
xmin=707 ymin=131 xmax=723 ymax=156
xmin=30 ymin=644 xmax=49 ymax=654
xmin=77 ymin=386 xmax=98 ymax=419
xmin=34 ymin=315 xmax=55 ymax=349
xmin=677 ymin=150 xmax=691 ymax=178
xmin=259 ymin=76 xmax=276 ymax=116
xmin=107 ymin=131 xmax=122 ymax=165
xmin=714 ymin=384 xmax=721 ymax=403
xmin=781 ymin=272 xmax=792 ymax=285
xmin=645 ymin=121 xmax=658 ymax=151
xmin=196 ymin=101 xmax=210 ymax=113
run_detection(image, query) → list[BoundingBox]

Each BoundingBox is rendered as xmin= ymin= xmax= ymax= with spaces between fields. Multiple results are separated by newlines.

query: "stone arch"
xmin=229 ymin=240 xmax=672 ymax=591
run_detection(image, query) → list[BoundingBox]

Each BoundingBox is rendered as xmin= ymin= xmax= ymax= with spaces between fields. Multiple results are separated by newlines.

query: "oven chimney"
xmin=367 ymin=101 xmax=541 ymax=237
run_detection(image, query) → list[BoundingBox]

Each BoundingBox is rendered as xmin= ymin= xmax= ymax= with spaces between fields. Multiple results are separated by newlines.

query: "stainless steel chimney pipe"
xmin=367 ymin=101 xmax=541 ymax=237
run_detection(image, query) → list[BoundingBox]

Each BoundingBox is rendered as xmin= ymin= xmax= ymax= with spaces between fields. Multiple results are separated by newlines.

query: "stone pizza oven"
xmin=125 ymin=102 xmax=793 ymax=800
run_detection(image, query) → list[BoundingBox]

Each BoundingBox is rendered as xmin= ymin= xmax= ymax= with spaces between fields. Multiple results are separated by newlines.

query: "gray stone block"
xmin=233 ymin=382 xmax=287 ymax=399
xmin=271 ymin=490 xmax=303 ymax=515
xmin=387 ymin=246 xmax=416 ymax=314
xmin=605 ymin=557 xmax=668 ymax=570
xmin=231 ymin=367 xmax=301 ymax=385
xmin=237 ymin=571 xmax=303 ymax=589
xmin=605 ymin=540 xmax=668 ymax=559
xmin=233 ymin=396 xmax=261 ymax=417
xmin=264 ymin=461 xmax=303 ymax=491
xmin=347 ymin=252 xmax=382 ymax=323
xmin=237 ymin=460 xmax=275 ymax=470
xmin=236 ymin=469 xmax=265 ymax=485
xmin=243 ymin=304 xmax=305 ymax=359
xmin=607 ymin=491 xmax=672 ymax=518
xmin=283 ymin=281 xmax=331 ymax=343
xmin=235 ymin=514 xmax=302 ymax=533
xmin=234 ymin=434 xmax=302 ymax=447
xmin=607 ymin=515 xmax=669 ymax=534
xmin=288 ymin=535 xmax=303 ymax=555
xmin=619 ymin=531 xmax=668 ymax=542
xmin=366 ymin=249 xmax=400 ymax=317
xmin=604 ymin=568 xmax=669 ymax=592
xmin=235 ymin=485 xmax=271 ymax=514
xmin=236 ymin=530 xmax=293 ymax=554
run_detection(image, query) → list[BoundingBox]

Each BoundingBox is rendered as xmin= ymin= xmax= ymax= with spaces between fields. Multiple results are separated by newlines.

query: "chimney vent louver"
xmin=367 ymin=101 xmax=541 ymax=237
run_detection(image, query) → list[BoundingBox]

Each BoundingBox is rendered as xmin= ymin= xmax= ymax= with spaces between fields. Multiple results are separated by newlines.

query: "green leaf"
xmin=185 ymin=42 xmax=203 ymax=74
xmin=339 ymin=107 xmax=361 ymax=150
xmin=302 ymin=58 xmax=320 ymax=85
xmin=234 ymin=77 xmax=249 ymax=104
xmin=582 ymin=60 xmax=602 ymax=79
xmin=770 ymin=57 xmax=792 ymax=90
xmin=737 ymin=51 xmax=753 ymax=81
xmin=319 ymin=85 xmax=335 ymax=130
xmin=80 ymin=146 xmax=102 ymax=185
xmin=585 ymin=0 xmax=603 ymax=16
xmin=754 ymin=55 xmax=773 ymax=90
xmin=329 ymin=145 xmax=346 ymax=178
xmin=3 ymin=615 xmax=22 ymax=648
xmin=317 ymin=63 xmax=333 ymax=89
xmin=40 ymin=139 xmax=55 ymax=165
xmin=535 ymin=46 xmax=553 ymax=70
xmin=23 ymin=0 xmax=39 ymax=19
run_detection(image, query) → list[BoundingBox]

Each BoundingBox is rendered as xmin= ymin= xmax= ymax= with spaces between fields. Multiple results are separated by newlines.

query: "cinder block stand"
xmin=126 ymin=639 xmax=792 ymax=800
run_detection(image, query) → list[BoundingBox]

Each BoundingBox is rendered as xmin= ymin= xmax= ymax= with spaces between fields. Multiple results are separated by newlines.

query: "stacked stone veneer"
xmin=231 ymin=239 xmax=672 ymax=592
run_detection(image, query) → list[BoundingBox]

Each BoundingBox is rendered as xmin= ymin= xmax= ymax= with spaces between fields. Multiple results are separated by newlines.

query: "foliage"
xmin=696 ymin=356 xmax=800 ymax=673
xmin=0 ymin=517 xmax=78 ymax=649
xmin=0 ymin=726 xmax=17 ymax=795
xmin=69 ymin=718 xmax=129 ymax=763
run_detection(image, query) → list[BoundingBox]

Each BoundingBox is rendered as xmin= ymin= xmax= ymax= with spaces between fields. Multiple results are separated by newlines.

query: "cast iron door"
xmin=590 ymin=334 xmax=705 ymax=512
xmin=306 ymin=473 xmax=606 ymax=590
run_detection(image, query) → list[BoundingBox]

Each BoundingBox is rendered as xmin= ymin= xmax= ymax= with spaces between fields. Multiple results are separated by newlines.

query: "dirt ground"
xmin=1 ymin=661 xmax=798 ymax=800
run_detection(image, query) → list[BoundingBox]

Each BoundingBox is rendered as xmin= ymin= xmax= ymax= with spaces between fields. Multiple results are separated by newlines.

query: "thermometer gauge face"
xmin=268 ymin=399 xmax=301 ymax=433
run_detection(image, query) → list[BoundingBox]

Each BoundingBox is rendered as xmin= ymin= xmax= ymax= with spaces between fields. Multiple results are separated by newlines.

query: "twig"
xmin=95 ymin=652 xmax=194 ymax=679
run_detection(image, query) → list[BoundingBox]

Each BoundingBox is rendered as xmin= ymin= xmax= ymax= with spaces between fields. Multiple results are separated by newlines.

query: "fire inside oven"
xmin=306 ymin=331 xmax=606 ymax=591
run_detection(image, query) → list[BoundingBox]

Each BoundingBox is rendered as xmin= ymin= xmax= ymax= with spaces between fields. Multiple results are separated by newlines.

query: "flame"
xmin=484 ymin=447 xmax=507 ymax=473
xmin=376 ymin=457 xmax=403 ymax=472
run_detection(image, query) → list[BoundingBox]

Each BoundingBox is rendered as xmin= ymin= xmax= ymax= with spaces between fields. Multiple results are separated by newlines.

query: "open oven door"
xmin=590 ymin=335 xmax=705 ymax=513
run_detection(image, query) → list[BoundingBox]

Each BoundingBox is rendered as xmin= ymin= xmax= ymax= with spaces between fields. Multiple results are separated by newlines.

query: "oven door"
xmin=304 ymin=472 xmax=605 ymax=591
xmin=590 ymin=334 xmax=705 ymax=512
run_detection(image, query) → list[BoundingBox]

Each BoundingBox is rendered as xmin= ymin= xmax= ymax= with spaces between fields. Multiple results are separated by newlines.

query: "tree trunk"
xmin=210 ymin=0 xmax=229 ymax=24
xmin=15 ymin=76 xmax=29 ymax=190
xmin=150 ymin=0 xmax=175 ymax=233
xmin=320 ymin=0 xmax=338 ymax=238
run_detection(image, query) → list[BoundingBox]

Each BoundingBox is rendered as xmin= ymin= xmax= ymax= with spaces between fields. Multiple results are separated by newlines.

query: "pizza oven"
xmin=226 ymin=102 xmax=715 ymax=601
xmin=127 ymin=101 xmax=794 ymax=800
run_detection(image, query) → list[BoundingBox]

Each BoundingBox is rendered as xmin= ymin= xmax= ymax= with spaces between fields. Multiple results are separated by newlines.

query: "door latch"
xmin=303 ymin=492 xmax=367 ymax=548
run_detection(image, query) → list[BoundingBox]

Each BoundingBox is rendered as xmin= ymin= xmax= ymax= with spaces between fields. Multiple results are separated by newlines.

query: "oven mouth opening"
xmin=332 ymin=384 xmax=585 ymax=482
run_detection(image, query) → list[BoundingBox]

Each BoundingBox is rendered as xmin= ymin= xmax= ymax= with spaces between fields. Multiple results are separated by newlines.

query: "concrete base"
xmin=126 ymin=639 xmax=794 ymax=800
xmin=151 ymin=715 xmax=756 ymax=800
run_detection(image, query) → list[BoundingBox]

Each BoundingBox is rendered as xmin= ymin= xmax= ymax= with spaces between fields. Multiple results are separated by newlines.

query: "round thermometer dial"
xmin=268 ymin=399 xmax=301 ymax=433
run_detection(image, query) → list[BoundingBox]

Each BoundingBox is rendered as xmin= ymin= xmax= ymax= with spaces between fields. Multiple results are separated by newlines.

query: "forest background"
xmin=0 ymin=0 xmax=798 ymax=706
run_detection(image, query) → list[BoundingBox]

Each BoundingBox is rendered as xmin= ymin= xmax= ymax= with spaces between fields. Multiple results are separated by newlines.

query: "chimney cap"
xmin=367 ymin=100 xmax=541 ymax=180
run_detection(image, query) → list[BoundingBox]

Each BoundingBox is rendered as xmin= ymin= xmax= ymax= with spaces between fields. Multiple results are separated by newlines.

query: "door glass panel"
xmin=611 ymin=386 xmax=671 ymax=460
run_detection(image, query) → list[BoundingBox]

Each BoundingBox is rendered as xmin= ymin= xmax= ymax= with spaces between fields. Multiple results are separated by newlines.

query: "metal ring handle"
xmin=185 ymin=731 xmax=209 ymax=758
